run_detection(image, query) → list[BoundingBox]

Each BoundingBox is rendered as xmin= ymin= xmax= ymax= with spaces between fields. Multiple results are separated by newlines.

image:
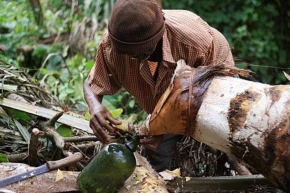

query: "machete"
xmin=0 ymin=152 xmax=83 ymax=188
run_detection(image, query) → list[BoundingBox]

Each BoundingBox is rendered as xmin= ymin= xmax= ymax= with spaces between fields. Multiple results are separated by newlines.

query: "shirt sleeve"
xmin=88 ymin=38 xmax=122 ymax=96
xmin=209 ymin=28 xmax=235 ymax=67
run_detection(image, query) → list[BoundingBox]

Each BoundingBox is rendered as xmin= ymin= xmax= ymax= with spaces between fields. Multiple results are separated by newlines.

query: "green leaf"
xmin=110 ymin=108 xmax=123 ymax=118
xmin=7 ymin=109 xmax=32 ymax=121
xmin=85 ymin=60 xmax=95 ymax=70
xmin=102 ymin=97 xmax=117 ymax=111
xmin=0 ymin=153 xmax=9 ymax=162
xmin=65 ymin=88 xmax=74 ymax=94
xmin=129 ymin=100 xmax=135 ymax=108
xmin=13 ymin=119 xmax=30 ymax=142
xmin=11 ymin=143 xmax=20 ymax=151
xmin=47 ymin=54 xmax=62 ymax=69
xmin=32 ymin=45 xmax=50 ymax=59
xmin=56 ymin=124 xmax=73 ymax=137
xmin=84 ymin=111 xmax=91 ymax=120
xmin=62 ymin=45 xmax=69 ymax=58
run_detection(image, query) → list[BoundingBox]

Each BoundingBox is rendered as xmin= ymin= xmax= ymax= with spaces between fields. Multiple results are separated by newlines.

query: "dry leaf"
xmin=159 ymin=168 xmax=181 ymax=181
xmin=283 ymin=71 xmax=290 ymax=81
xmin=55 ymin=169 xmax=64 ymax=182
xmin=125 ymin=185 xmax=131 ymax=190
xmin=166 ymin=168 xmax=181 ymax=177
xmin=114 ymin=120 xmax=129 ymax=132
xmin=159 ymin=171 xmax=175 ymax=180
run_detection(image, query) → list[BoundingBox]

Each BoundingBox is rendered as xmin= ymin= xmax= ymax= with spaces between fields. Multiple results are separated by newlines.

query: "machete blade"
xmin=0 ymin=164 xmax=49 ymax=188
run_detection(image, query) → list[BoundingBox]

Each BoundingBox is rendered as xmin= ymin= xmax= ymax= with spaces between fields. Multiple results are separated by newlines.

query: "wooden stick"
xmin=28 ymin=128 xmax=42 ymax=166
xmin=63 ymin=136 xmax=98 ymax=143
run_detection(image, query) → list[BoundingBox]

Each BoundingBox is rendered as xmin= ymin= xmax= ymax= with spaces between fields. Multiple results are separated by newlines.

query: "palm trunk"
xmin=139 ymin=60 xmax=290 ymax=191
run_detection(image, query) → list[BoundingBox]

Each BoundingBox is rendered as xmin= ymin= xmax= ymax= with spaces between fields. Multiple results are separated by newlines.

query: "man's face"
xmin=131 ymin=53 xmax=152 ymax=61
xmin=130 ymin=44 xmax=157 ymax=61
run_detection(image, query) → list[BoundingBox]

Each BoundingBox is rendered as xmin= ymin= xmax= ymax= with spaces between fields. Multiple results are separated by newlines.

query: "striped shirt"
xmin=88 ymin=10 xmax=234 ymax=114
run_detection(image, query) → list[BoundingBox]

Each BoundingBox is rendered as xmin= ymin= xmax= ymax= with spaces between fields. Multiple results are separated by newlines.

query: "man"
xmin=84 ymin=0 xmax=234 ymax=172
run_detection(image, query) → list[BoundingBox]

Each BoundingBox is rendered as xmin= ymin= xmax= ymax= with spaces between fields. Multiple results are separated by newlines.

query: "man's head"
xmin=108 ymin=0 xmax=165 ymax=59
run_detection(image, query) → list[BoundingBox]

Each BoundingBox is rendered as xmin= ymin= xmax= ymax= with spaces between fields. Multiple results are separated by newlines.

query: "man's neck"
xmin=148 ymin=39 xmax=163 ymax=62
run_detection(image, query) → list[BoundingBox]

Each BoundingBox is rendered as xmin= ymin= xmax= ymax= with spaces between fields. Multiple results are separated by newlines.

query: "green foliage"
xmin=41 ymin=54 xmax=94 ymax=106
xmin=110 ymin=108 xmax=124 ymax=118
xmin=56 ymin=124 xmax=73 ymax=137
xmin=0 ymin=0 xmax=132 ymax=121
xmin=13 ymin=119 xmax=30 ymax=142
xmin=0 ymin=153 xmax=9 ymax=162
xmin=6 ymin=109 xmax=32 ymax=122
xmin=103 ymin=90 xmax=146 ymax=123
xmin=0 ymin=0 xmax=40 ymax=59
xmin=0 ymin=113 xmax=29 ymax=144
xmin=4 ymin=0 xmax=289 ymax=125
xmin=163 ymin=0 xmax=290 ymax=84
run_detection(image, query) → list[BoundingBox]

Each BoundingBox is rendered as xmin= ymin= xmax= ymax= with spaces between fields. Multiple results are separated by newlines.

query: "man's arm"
xmin=84 ymin=78 xmax=103 ymax=108
xmin=83 ymin=78 xmax=121 ymax=143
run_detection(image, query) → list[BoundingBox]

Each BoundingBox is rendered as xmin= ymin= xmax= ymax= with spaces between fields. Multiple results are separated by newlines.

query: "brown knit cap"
xmin=108 ymin=0 xmax=165 ymax=56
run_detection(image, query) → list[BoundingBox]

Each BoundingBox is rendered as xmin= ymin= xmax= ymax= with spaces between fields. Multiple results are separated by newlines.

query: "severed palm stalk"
xmin=139 ymin=60 xmax=290 ymax=191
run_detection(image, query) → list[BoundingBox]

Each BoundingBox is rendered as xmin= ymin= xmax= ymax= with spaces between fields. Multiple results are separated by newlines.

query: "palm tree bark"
xmin=138 ymin=60 xmax=290 ymax=192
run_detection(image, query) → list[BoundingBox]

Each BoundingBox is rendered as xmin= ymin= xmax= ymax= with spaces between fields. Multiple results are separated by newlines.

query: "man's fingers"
xmin=92 ymin=130 xmax=104 ymax=142
xmin=98 ymin=129 xmax=112 ymax=144
xmin=107 ymin=115 xmax=122 ymax=125
xmin=90 ymin=118 xmax=111 ymax=143
xmin=98 ymin=116 xmax=116 ymax=133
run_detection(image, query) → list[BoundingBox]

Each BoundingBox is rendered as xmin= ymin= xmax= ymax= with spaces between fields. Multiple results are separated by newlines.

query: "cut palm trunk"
xmin=138 ymin=60 xmax=290 ymax=191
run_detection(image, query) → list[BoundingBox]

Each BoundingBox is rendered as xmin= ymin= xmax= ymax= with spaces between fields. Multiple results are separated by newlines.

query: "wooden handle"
xmin=47 ymin=152 xmax=83 ymax=170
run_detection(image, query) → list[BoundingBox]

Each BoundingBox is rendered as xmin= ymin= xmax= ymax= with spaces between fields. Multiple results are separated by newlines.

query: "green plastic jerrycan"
xmin=77 ymin=135 xmax=139 ymax=193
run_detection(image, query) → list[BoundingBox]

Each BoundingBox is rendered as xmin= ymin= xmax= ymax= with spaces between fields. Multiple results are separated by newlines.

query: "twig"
xmin=63 ymin=136 xmax=99 ymax=142
xmin=36 ymin=112 xmax=65 ymax=149
xmin=67 ymin=143 xmax=90 ymax=159
xmin=6 ymin=153 xmax=28 ymax=162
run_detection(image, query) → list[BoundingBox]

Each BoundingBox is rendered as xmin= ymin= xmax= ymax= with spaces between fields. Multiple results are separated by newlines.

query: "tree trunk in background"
xmin=28 ymin=0 xmax=44 ymax=26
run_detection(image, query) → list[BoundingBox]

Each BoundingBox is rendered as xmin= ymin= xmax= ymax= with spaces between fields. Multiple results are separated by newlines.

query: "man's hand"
xmin=83 ymin=78 xmax=122 ymax=143
xmin=89 ymin=104 xmax=122 ymax=143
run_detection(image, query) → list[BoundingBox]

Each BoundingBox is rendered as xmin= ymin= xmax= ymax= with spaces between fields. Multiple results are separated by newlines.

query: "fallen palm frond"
xmin=0 ymin=59 xmax=92 ymax=133
xmin=0 ymin=97 xmax=91 ymax=134
xmin=0 ymin=59 xmax=95 ymax=169
xmin=0 ymin=59 xmax=61 ymax=108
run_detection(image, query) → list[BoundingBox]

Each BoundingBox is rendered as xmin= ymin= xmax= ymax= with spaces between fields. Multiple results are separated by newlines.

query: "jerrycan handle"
xmin=124 ymin=133 xmax=140 ymax=152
